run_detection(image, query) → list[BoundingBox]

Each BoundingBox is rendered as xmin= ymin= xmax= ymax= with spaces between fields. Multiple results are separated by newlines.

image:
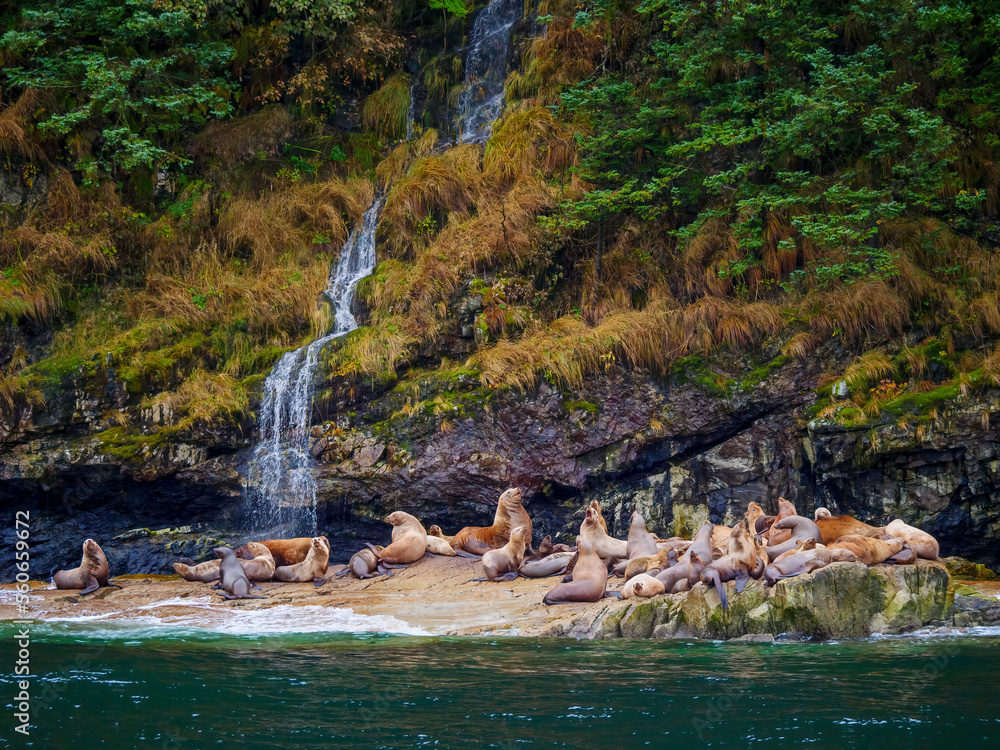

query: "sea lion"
xmin=172 ymin=559 xmax=221 ymax=583
xmin=828 ymin=534 xmax=905 ymax=565
xmin=588 ymin=500 xmax=609 ymax=533
xmin=746 ymin=502 xmax=769 ymax=537
xmin=427 ymin=525 xmax=454 ymax=543
xmin=626 ymin=511 xmax=659 ymax=560
xmin=240 ymin=537 xmax=329 ymax=567
xmin=213 ymin=547 xmax=265 ymax=600
xmin=335 ymin=546 xmax=386 ymax=579
xmin=424 ymin=534 xmax=457 ymax=557
xmin=580 ymin=506 xmax=628 ymax=559
xmin=763 ymin=547 xmax=858 ymax=585
xmin=654 ymin=521 xmax=715 ymax=592
xmin=53 ymin=539 xmax=116 ymax=595
xmin=623 ymin=574 xmax=666 ymax=599
xmin=523 ymin=535 xmax=555 ymax=562
xmin=479 ymin=525 xmax=530 ymax=582
xmin=376 ymin=511 xmax=428 ymax=564
xmin=174 ymin=542 xmax=275 ymax=582
xmin=814 ymin=507 xmax=832 ymax=520
xmin=884 ymin=541 xmax=917 ymax=565
xmin=543 ymin=536 xmax=621 ymax=605
xmin=770 ymin=538 xmax=818 ymax=564
xmin=766 ymin=497 xmax=798 ymax=544
xmin=451 ymin=488 xmax=533 ymax=557
xmin=519 ymin=551 xmax=574 ymax=578
xmin=623 ymin=545 xmax=679 ymax=579
xmin=274 ymin=536 xmax=331 ymax=586
xmin=815 ymin=514 xmax=881 ymax=544
xmin=885 ymin=519 xmax=940 ymax=560
xmin=700 ymin=522 xmax=759 ymax=609
xmin=670 ymin=550 xmax=706 ymax=594
xmin=711 ymin=525 xmax=733 ymax=557
xmin=765 ymin=516 xmax=823 ymax=562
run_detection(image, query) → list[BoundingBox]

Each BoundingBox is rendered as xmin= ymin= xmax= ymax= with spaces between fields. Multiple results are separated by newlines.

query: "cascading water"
xmin=406 ymin=80 xmax=419 ymax=141
xmin=456 ymin=0 xmax=521 ymax=144
xmin=244 ymin=196 xmax=384 ymax=536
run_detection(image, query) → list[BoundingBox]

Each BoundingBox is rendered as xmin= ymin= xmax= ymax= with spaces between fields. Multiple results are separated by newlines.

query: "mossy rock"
xmin=941 ymin=556 xmax=998 ymax=580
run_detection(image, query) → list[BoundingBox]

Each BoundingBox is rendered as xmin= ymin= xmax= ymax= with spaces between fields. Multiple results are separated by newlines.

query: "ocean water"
xmin=1 ymin=617 xmax=999 ymax=747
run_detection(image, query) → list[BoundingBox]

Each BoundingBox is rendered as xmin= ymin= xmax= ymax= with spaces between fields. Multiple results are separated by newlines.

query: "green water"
xmin=2 ymin=623 xmax=999 ymax=748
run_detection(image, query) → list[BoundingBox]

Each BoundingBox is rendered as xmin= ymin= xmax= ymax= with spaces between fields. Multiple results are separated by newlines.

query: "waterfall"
xmin=244 ymin=196 xmax=384 ymax=536
xmin=406 ymin=80 xmax=419 ymax=141
xmin=456 ymin=0 xmax=521 ymax=144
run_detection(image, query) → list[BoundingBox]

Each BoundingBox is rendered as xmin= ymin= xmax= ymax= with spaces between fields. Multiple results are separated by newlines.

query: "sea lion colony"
xmin=53 ymin=494 xmax=942 ymax=611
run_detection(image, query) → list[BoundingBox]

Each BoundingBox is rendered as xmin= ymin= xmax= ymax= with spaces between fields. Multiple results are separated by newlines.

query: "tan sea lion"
xmin=886 ymin=519 xmax=940 ymax=559
xmin=53 ymin=539 xmax=116 ymax=595
xmin=175 ymin=542 xmax=275 ymax=582
xmin=213 ymin=547 xmax=266 ymax=600
xmin=771 ymin=538 xmax=818 ymax=564
xmin=241 ymin=537 xmax=329 ymax=567
xmin=479 ymin=525 xmax=530 ymax=582
xmin=519 ymin=551 xmax=574 ymax=578
xmin=626 ymin=511 xmax=659 ymax=560
xmin=765 ymin=516 xmax=823 ymax=562
xmin=588 ymin=500 xmax=609 ymax=533
xmin=763 ymin=547 xmax=858 ymax=585
xmin=746 ymin=502 xmax=768 ymax=536
xmin=451 ymin=488 xmax=533 ymax=557
xmin=670 ymin=550 xmax=706 ymax=594
xmin=373 ymin=511 xmax=427 ymax=565
xmin=814 ymin=507 xmax=832 ymax=520
xmin=700 ymin=522 xmax=759 ymax=609
xmin=428 ymin=525 xmax=454 ymax=543
xmin=623 ymin=574 xmax=666 ymax=599
xmin=623 ymin=545 xmax=679 ymax=579
xmin=828 ymin=534 xmax=905 ymax=565
xmin=580 ymin=506 xmax=628 ymax=559
xmin=425 ymin=534 xmax=458 ymax=557
xmin=654 ymin=521 xmax=715 ymax=592
xmin=711 ymin=525 xmax=733 ymax=557
xmin=172 ymin=559 xmax=221 ymax=583
xmin=543 ymin=535 xmax=621 ymax=605
xmin=274 ymin=536 xmax=331 ymax=586
xmin=815 ymin=514 xmax=881 ymax=544
xmin=766 ymin=497 xmax=798 ymax=544
xmin=335 ymin=546 xmax=386 ymax=579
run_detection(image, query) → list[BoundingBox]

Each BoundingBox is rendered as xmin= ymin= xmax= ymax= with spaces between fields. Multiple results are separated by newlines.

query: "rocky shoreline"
xmin=4 ymin=556 xmax=999 ymax=640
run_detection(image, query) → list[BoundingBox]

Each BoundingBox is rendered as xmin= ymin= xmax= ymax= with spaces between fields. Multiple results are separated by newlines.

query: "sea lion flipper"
xmin=364 ymin=542 xmax=382 ymax=555
xmin=178 ymin=557 xmax=196 ymax=566
xmin=454 ymin=549 xmax=482 ymax=559
xmin=335 ymin=569 xmax=350 ymax=578
xmin=79 ymin=576 xmax=100 ymax=596
xmin=470 ymin=577 xmax=488 ymax=582
xmin=313 ymin=577 xmax=326 ymax=588
xmin=603 ymin=591 xmax=623 ymax=599
xmin=496 ymin=572 xmax=518 ymax=582
xmin=105 ymin=583 xmax=123 ymax=590
xmin=734 ymin=570 xmax=749 ymax=593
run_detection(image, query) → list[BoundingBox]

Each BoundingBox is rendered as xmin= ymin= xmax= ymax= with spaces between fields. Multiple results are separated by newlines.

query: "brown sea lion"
xmin=623 ymin=545 xmax=680 ymax=579
xmin=213 ymin=547 xmax=266 ymax=600
xmin=886 ymin=519 xmax=940 ymax=560
xmin=542 ymin=536 xmax=621 ymax=605
xmin=242 ymin=537 xmax=329 ymax=567
xmin=523 ymin=535 xmax=555 ymax=563
xmin=763 ymin=547 xmax=858 ymax=585
xmin=700 ymin=522 xmax=759 ymax=609
xmin=373 ymin=511 xmax=427 ymax=565
xmin=711 ymin=525 xmax=733 ymax=557
xmin=815 ymin=514 xmax=881 ymax=544
xmin=424 ymin=534 xmax=458 ymax=557
xmin=766 ymin=497 xmax=798 ymax=544
xmin=771 ymin=538 xmax=818 ymax=564
xmin=580 ymin=506 xmax=628 ymax=559
xmin=519 ymin=551 xmax=574 ymax=578
xmin=479 ymin=525 xmax=530 ymax=582
xmin=670 ymin=550 xmax=706 ymax=594
xmin=588 ymin=500 xmax=609 ymax=533
xmin=814 ymin=507 xmax=832 ymax=520
xmin=654 ymin=521 xmax=715 ymax=592
xmin=626 ymin=511 xmax=659 ymax=560
xmin=335 ymin=546 xmax=387 ymax=579
xmin=623 ymin=574 xmax=666 ymax=599
xmin=53 ymin=539 xmax=117 ymax=595
xmin=746 ymin=502 xmax=768 ymax=536
xmin=828 ymin=534 xmax=905 ymax=565
xmin=451 ymin=488 xmax=533 ymax=557
xmin=765 ymin=516 xmax=823 ymax=562
xmin=884 ymin=541 xmax=917 ymax=565
xmin=274 ymin=536 xmax=331 ymax=586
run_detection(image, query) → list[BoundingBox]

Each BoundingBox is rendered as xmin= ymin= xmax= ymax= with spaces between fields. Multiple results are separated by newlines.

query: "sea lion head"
xmin=386 ymin=511 xmax=405 ymax=526
xmin=815 ymin=507 xmax=832 ymax=520
xmin=428 ymin=525 xmax=445 ymax=538
xmin=797 ymin=538 xmax=817 ymax=551
xmin=83 ymin=538 xmax=99 ymax=555
xmin=631 ymin=510 xmax=644 ymax=524
xmin=311 ymin=536 xmax=330 ymax=553
xmin=828 ymin=548 xmax=858 ymax=563
xmin=213 ymin=547 xmax=235 ymax=560
xmin=245 ymin=542 xmax=271 ymax=559
xmin=510 ymin=525 xmax=530 ymax=546
xmin=633 ymin=580 xmax=645 ymax=595
xmin=498 ymin=487 xmax=522 ymax=507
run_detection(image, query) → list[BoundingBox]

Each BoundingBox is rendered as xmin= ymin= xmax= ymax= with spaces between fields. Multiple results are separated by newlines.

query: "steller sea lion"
xmin=428 ymin=525 xmax=454 ymax=543
xmin=623 ymin=573 xmax=666 ymax=599
xmin=53 ymin=539 xmax=117 ymax=595
xmin=335 ymin=546 xmax=386 ymax=579
xmin=771 ymin=538 xmax=818 ymax=564
xmin=766 ymin=497 xmax=798 ymax=544
xmin=588 ymin=500 xmax=609 ymax=533
xmin=425 ymin=534 xmax=457 ymax=557
xmin=828 ymin=534 xmax=905 ymax=565
xmin=654 ymin=521 xmax=715 ymax=592
xmin=239 ymin=537 xmax=329 ymax=567
xmin=886 ymin=519 xmax=940 ymax=560
xmin=765 ymin=515 xmax=823 ymax=562
xmin=626 ymin=511 xmax=659 ymax=560
xmin=174 ymin=542 xmax=275 ymax=583
xmin=700 ymin=522 xmax=759 ymax=609
xmin=580 ymin=506 xmax=628 ymax=559
xmin=479 ymin=525 xmax=530 ymax=582
xmin=763 ymin=547 xmax=858 ymax=585
xmin=711 ymin=525 xmax=733 ymax=557
xmin=815 ymin=514 xmax=880 ymax=544
xmin=542 ymin=536 xmax=621 ymax=605
xmin=213 ymin=547 xmax=266 ymax=600
xmin=814 ymin=507 xmax=832 ymax=520
xmin=451 ymin=488 xmax=533 ymax=557
xmin=173 ymin=559 xmax=221 ymax=583
xmin=670 ymin=550 xmax=706 ymax=594
xmin=274 ymin=536 xmax=331 ymax=586
xmin=519 ymin=551 xmax=574 ymax=578
xmin=375 ymin=511 xmax=427 ymax=564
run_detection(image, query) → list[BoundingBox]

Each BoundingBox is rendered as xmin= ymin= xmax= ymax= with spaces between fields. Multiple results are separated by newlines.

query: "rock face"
xmin=573 ymin=561 xmax=952 ymax=640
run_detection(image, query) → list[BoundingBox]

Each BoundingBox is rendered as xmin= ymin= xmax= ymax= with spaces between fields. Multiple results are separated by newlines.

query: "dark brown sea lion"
xmin=519 ymin=551 xmax=574 ymax=578
xmin=213 ymin=547 xmax=266 ymax=600
xmin=241 ymin=537 xmax=329 ymax=567
xmin=763 ymin=547 xmax=858 ymax=585
xmin=479 ymin=525 xmax=530 ymax=582
xmin=886 ymin=519 xmax=940 ymax=559
xmin=765 ymin=516 xmax=823 ymax=562
xmin=828 ymin=534 xmax=905 ymax=565
xmin=451 ymin=488 xmax=533 ymax=557
xmin=700 ymin=522 xmax=758 ymax=609
xmin=53 ymin=539 xmax=117 ymax=595
xmin=377 ymin=511 xmax=427 ymax=565
xmin=274 ymin=536 xmax=331 ymax=586
xmin=815 ymin=514 xmax=881 ymax=544
xmin=542 ymin=536 xmax=621 ymax=605
xmin=623 ymin=574 xmax=666 ymax=598
xmin=524 ymin=535 xmax=555 ymax=563
xmin=654 ymin=521 xmax=715 ymax=592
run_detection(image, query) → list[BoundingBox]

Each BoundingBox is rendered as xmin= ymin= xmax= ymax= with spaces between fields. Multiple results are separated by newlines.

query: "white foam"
xmin=40 ymin=603 xmax=430 ymax=637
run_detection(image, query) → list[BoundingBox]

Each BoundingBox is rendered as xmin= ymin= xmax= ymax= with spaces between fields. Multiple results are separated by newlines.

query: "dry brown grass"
xmin=189 ymin=106 xmax=293 ymax=164
xmin=145 ymin=370 xmax=249 ymax=428
xmin=0 ymin=89 xmax=44 ymax=162
xmin=782 ymin=332 xmax=822 ymax=361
